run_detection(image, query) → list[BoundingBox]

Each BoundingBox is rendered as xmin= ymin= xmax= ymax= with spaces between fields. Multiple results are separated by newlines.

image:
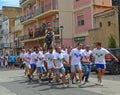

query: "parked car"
xmin=91 ymin=48 xmax=120 ymax=75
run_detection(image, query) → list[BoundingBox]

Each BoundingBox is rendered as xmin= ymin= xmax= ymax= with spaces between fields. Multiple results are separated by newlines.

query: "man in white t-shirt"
xmin=92 ymin=42 xmax=118 ymax=85
xmin=28 ymin=48 xmax=38 ymax=81
xmin=44 ymin=47 xmax=55 ymax=83
xmin=69 ymin=42 xmax=84 ymax=85
xmin=36 ymin=50 xmax=46 ymax=84
xmin=24 ymin=49 xmax=31 ymax=78
xmin=54 ymin=46 xmax=69 ymax=87
xmin=63 ymin=47 xmax=72 ymax=78
xmin=82 ymin=45 xmax=92 ymax=82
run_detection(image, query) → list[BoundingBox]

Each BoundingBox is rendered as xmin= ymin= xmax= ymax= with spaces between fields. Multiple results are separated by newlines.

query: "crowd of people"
xmin=18 ymin=42 xmax=119 ymax=87
xmin=0 ymin=54 xmax=16 ymax=69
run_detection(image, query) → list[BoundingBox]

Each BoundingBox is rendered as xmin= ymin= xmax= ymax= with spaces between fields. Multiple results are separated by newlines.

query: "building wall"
xmin=2 ymin=6 xmax=22 ymax=19
xmin=73 ymin=0 xmax=92 ymax=45
xmin=58 ymin=0 xmax=74 ymax=46
xmin=74 ymin=0 xmax=91 ymax=9
xmin=74 ymin=7 xmax=92 ymax=34
xmin=93 ymin=0 xmax=111 ymax=6
xmin=93 ymin=0 xmax=112 ymax=15
xmin=89 ymin=9 xmax=119 ymax=48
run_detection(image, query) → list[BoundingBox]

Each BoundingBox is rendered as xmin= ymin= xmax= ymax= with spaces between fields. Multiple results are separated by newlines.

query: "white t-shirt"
xmin=30 ymin=52 xmax=38 ymax=64
xmin=82 ymin=50 xmax=92 ymax=64
xmin=44 ymin=52 xmax=55 ymax=69
xmin=24 ymin=53 xmax=31 ymax=64
xmin=36 ymin=52 xmax=44 ymax=67
xmin=63 ymin=53 xmax=70 ymax=64
xmin=54 ymin=52 xmax=64 ymax=68
xmin=70 ymin=48 xmax=83 ymax=65
xmin=92 ymin=48 xmax=109 ymax=64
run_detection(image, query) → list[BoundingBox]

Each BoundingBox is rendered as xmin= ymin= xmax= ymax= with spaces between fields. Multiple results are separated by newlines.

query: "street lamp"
xmin=60 ymin=26 xmax=64 ymax=47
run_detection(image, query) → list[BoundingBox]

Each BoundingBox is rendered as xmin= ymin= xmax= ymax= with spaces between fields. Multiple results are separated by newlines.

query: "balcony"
xmin=0 ymin=43 xmax=10 ymax=48
xmin=34 ymin=3 xmax=58 ymax=19
xmin=18 ymin=36 xmax=24 ymax=41
xmin=0 ymin=30 xmax=7 ymax=38
xmin=21 ymin=27 xmax=60 ymax=43
xmin=21 ymin=14 xmax=35 ymax=24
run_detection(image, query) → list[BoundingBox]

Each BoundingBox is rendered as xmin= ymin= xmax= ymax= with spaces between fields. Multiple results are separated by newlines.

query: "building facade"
xmin=12 ymin=17 xmax=23 ymax=55
xmin=73 ymin=0 xmax=112 ymax=46
xmin=0 ymin=6 xmax=22 ymax=55
xmin=89 ymin=8 xmax=119 ymax=48
xmin=20 ymin=0 xmax=73 ymax=48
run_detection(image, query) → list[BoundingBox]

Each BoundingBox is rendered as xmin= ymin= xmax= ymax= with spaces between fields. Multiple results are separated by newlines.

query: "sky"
xmin=0 ymin=0 xmax=20 ymax=9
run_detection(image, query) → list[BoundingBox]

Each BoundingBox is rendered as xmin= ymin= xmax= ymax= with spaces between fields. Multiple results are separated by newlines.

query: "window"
xmin=77 ymin=15 xmax=84 ymax=27
xmin=108 ymin=21 xmax=111 ymax=26
xmin=99 ymin=22 xmax=102 ymax=27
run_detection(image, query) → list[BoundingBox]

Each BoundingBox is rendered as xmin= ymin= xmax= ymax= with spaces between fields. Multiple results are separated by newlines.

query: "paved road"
xmin=0 ymin=69 xmax=120 ymax=95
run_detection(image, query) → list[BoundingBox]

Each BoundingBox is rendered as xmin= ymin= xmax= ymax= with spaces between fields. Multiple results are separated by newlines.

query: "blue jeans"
xmin=64 ymin=66 xmax=71 ymax=75
xmin=82 ymin=64 xmax=91 ymax=81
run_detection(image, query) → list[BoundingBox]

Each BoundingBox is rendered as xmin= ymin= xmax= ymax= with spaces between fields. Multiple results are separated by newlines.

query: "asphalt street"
xmin=0 ymin=68 xmax=120 ymax=95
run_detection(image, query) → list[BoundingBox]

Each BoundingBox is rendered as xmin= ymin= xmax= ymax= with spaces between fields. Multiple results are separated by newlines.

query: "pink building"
xmin=20 ymin=0 xmax=73 ymax=48
xmin=73 ymin=0 xmax=92 ymax=46
xmin=73 ymin=0 xmax=112 ymax=46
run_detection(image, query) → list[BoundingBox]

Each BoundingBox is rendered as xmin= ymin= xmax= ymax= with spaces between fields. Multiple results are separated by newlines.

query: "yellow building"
xmin=89 ymin=8 xmax=119 ymax=48
xmin=12 ymin=17 xmax=23 ymax=55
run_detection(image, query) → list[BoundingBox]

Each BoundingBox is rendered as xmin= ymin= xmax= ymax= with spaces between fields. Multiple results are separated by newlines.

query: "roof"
xmin=94 ymin=7 xmax=114 ymax=16
xmin=2 ymin=6 xmax=21 ymax=9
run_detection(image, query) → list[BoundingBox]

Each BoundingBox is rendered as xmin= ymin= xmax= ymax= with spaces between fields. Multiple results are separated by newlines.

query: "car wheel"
xmin=110 ymin=63 xmax=120 ymax=75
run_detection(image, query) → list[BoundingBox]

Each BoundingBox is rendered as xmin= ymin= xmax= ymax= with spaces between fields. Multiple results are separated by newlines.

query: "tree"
xmin=108 ymin=35 xmax=116 ymax=48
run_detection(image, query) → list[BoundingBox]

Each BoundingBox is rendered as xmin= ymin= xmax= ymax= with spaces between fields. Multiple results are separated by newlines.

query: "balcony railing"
xmin=20 ymin=26 xmax=59 ymax=42
xmin=21 ymin=14 xmax=34 ymax=22
xmin=19 ymin=0 xmax=27 ymax=4
xmin=0 ymin=43 xmax=10 ymax=48
xmin=34 ymin=3 xmax=58 ymax=17
xmin=18 ymin=36 xmax=24 ymax=41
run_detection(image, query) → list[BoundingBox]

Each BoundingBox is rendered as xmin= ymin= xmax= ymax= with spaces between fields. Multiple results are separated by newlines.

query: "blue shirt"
xmin=9 ymin=56 xmax=16 ymax=63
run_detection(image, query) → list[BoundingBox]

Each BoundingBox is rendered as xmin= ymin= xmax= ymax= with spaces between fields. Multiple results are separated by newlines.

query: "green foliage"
xmin=108 ymin=35 xmax=116 ymax=48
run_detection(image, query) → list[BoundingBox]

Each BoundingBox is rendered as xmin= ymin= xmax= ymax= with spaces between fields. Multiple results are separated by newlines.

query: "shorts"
xmin=10 ymin=62 xmax=15 ymax=64
xmin=96 ymin=64 xmax=106 ymax=70
xmin=64 ymin=66 xmax=71 ymax=75
xmin=71 ymin=64 xmax=82 ymax=73
xmin=56 ymin=67 xmax=65 ymax=76
xmin=5 ymin=62 xmax=8 ymax=66
xmin=30 ymin=64 xmax=36 ymax=71
xmin=48 ymin=68 xmax=54 ymax=73
xmin=38 ymin=67 xmax=46 ymax=74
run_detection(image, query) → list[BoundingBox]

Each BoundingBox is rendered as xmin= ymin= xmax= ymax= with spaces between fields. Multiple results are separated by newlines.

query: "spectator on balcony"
xmin=41 ymin=23 xmax=46 ymax=36
xmin=29 ymin=28 xmax=34 ymax=38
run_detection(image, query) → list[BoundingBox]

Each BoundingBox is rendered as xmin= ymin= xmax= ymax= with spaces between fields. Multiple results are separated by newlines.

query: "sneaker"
xmin=38 ymin=80 xmax=42 ymax=84
xmin=63 ymin=84 xmax=67 ymax=88
xmin=79 ymin=81 xmax=85 ymax=85
xmin=100 ymin=83 xmax=103 ymax=86
xmin=69 ymin=79 xmax=72 ymax=85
